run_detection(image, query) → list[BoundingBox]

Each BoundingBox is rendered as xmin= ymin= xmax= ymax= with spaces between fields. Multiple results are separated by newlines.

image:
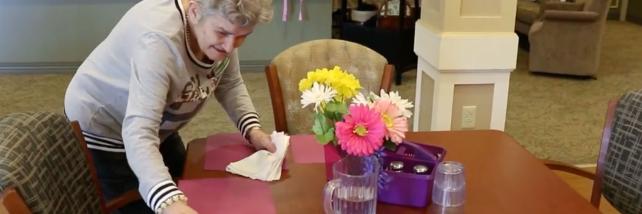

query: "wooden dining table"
xmin=182 ymin=130 xmax=600 ymax=214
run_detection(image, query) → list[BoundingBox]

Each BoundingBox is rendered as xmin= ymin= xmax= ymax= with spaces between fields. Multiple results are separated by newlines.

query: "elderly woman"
xmin=64 ymin=0 xmax=274 ymax=213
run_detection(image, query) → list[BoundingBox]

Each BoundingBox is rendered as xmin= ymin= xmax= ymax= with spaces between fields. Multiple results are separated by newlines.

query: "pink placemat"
xmin=203 ymin=133 xmax=288 ymax=171
xmin=204 ymin=133 xmax=254 ymax=171
xmin=290 ymin=135 xmax=326 ymax=163
xmin=205 ymin=133 xmax=246 ymax=148
xmin=178 ymin=177 xmax=276 ymax=214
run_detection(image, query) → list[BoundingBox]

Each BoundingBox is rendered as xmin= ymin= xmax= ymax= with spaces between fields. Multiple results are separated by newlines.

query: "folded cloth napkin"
xmin=225 ymin=131 xmax=290 ymax=181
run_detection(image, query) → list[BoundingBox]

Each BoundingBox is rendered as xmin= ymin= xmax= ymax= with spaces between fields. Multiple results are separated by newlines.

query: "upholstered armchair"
xmin=265 ymin=39 xmax=393 ymax=134
xmin=0 ymin=112 xmax=139 ymax=213
xmin=544 ymin=90 xmax=642 ymax=214
xmin=528 ymin=0 xmax=610 ymax=77
xmin=516 ymin=0 xmax=586 ymax=35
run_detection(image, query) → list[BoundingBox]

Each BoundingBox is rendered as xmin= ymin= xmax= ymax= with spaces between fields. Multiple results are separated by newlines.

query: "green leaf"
xmin=335 ymin=102 xmax=348 ymax=114
xmin=312 ymin=113 xmax=335 ymax=144
xmin=323 ymin=110 xmax=336 ymax=121
xmin=324 ymin=101 xmax=348 ymax=121
xmin=383 ymin=140 xmax=397 ymax=151
xmin=312 ymin=113 xmax=328 ymax=135
xmin=325 ymin=101 xmax=340 ymax=112
xmin=316 ymin=127 xmax=335 ymax=145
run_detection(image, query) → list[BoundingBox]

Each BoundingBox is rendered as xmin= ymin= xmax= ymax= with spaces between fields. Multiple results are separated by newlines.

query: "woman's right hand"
xmin=162 ymin=201 xmax=197 ymax=214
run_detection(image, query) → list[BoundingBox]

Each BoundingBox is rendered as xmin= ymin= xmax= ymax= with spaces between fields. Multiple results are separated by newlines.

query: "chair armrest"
xmin=542 ymin=1 xmax=585 ymax=12
xmin=104 ymin=190 xmax=142 ymax=213
xmin=542 ymin=159 xmax=596 ymax=180
xmin=1 ymin=187 xmax=31 ymax=214
xmin=542 ymin=10 xmax=600 ymax=22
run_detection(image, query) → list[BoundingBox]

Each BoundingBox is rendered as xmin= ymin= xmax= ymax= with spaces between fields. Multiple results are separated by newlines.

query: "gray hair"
xmin=197 ymin=0 xmax=273 ymax=26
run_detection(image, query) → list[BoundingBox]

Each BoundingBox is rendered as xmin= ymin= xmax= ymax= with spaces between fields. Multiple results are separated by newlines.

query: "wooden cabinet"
xmin=333 ymin=0 xmax=420 ymax=85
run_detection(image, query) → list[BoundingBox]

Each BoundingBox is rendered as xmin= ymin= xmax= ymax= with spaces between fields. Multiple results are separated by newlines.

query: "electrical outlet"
xmin=461 ymin=105 xmax=476 ymax=129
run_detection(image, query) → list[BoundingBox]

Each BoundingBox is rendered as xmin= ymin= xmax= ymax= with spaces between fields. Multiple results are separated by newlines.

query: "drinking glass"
xmin=432 ymin=161 xmax=466 ymax=207
xmin=323 ymin=156 xmax=380 ymax=214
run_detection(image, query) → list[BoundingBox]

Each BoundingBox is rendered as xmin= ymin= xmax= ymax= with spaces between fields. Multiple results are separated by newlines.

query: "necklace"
xmin=184 ymin=18 xmax=212 ymax=64
xmin=184 ymin=18 xmax=196 ymax=54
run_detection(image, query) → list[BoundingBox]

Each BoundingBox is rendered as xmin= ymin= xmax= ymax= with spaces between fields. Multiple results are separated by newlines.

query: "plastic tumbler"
xmin=431 ymin=161 xmax=466 ymax=207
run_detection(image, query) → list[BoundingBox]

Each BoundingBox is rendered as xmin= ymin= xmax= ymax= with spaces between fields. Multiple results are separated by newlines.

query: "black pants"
xmin=90 ymin=133 xmax=186 ymax=214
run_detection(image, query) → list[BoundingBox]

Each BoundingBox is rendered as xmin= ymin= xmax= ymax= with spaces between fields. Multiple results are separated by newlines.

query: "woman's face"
xmin=191 ymin=13 xmax=255 ymax=61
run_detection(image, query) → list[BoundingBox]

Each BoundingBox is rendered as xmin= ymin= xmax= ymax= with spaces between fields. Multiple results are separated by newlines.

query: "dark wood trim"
xmin=71 ymin=121 xmax=140 ymax=213
xmin=542 ymin=98 xmax=619 ymax=209
xmin=104 ymin=190 xmax=141 ymax=213
xmin=542 ymin=160 xmax=595 ymax=180
xmin=381 ymin=64 xmax=393 ymax=92
xmin=1 ymin=187 xmax=31 ymax=214
xmin=265 ymin=64 xmax=287 ymax=132
xmin=591 ymin=98 xmax=619 ymax=208
xmin=71 ymin=121 xmax=109 ymax=213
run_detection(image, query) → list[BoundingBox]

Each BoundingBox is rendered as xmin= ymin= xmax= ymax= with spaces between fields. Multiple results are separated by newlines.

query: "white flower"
xmin=351 ymin=92 xmax=373 ymax=107
xmin=301 ymin=83 xmax=337 ymax=112
xmin=373 ymin=89 xmax=414 ymax=118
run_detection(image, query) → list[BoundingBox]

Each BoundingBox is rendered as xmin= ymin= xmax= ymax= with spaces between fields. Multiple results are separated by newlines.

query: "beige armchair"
xmin=528 ymin=0 xmax=610 ymax=77
xmin=516 ymin=0 xmax=586 ymax=35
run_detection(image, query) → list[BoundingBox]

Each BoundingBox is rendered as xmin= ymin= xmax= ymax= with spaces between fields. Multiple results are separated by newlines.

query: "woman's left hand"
xmin=248 ymin=128 xmax=276 ymax=153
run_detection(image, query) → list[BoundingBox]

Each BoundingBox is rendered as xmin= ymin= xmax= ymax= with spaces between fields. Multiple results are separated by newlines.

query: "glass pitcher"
xmin=323 ymin=156 xmax=380 ymax=214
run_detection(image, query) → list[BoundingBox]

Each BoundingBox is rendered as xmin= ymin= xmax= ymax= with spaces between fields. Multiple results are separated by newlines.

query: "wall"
xmin=0 ymin=0 xmax=136 ymax=64
xmin=0 ymin=0 xmax=331 ymax=72
xmin=450 ymin=84 xmax=493 ymax=130
xmin=239 ymin=0 xmax=331 ymax=63
xmin=416 ymin=71 xmax=434 ymax=131
xmin=628 ymin=0 xmax=642 ymax=24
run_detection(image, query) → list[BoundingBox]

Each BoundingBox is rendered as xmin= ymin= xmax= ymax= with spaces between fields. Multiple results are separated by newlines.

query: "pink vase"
xmin=323 ymin=144 xmax=343 ymax=180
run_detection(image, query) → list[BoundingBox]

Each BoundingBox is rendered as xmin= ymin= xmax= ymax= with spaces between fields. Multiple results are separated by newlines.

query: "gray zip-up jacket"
xmin=64 ymin=0 xmax=260 ymax=211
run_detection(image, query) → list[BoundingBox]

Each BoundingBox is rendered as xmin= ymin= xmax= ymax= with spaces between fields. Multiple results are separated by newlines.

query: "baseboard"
xmin=627 ymin=15 xmax=642 ymax=25
xmin=0 ymin=62 xmax=80 ymax=74
xmin=607 ymin=13 xmax=620 ymax=20
xmin=239 ymin=60 xmax=269 ymax=72
xmin=0 ymin=60 xmax=270 ymax=74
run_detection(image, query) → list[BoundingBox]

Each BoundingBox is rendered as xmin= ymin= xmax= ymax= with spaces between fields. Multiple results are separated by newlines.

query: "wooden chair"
xmin=544 ymin=90 xmax=642 ymax=214
xmin=265 ymin=39 xmax=393 ymax=134
xmin=0 ymin=112 xmax=139 ymax=214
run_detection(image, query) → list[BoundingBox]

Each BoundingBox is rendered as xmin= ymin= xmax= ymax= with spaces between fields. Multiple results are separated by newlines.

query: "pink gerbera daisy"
xmin=372 ymin=100 xmax=408 ymax=144
xmin=335 ymin=104 xmax=386 ymax=156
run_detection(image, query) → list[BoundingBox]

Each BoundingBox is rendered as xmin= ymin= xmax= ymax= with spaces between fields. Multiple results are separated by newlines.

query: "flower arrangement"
xmin=299 ymin=66 xmax=413 ymax=156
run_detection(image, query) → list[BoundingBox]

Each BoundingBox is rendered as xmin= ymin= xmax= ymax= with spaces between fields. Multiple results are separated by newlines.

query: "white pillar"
xmin=413 ymin=0 xmax=518 ymax=131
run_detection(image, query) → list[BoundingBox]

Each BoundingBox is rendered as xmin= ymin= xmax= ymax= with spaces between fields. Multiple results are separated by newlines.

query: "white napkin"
xmin=225 ymin=131 xmax=290 ymax=181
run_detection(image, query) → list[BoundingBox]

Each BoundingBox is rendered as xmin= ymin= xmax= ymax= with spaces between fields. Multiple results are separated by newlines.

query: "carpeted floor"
xmin=1 ymin=21 xmax=640 ymax=164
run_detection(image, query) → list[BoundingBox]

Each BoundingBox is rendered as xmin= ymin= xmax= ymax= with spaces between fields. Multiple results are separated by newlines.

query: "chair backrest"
xmin=0 ymin=112 xmax=102 ymax=213
xmin=266 ymin=39 xmax=393 ymax=134
xmin=595 ymin=90 xmax=642 ymax=214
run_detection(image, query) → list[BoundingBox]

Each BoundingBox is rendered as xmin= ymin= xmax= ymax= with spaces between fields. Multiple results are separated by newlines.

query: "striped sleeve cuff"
xmin=237 ymin=112 xmax=261 ymax=139
xmin=82 ymin=131 xmax=126 ymax=153
xmin=146 ymin=180 xmax=184 ymax=211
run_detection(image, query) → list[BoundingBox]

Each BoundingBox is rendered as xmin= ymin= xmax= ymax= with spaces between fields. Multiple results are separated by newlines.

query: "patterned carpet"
xmin=0 ymin=21 xmax=640 ymax=164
